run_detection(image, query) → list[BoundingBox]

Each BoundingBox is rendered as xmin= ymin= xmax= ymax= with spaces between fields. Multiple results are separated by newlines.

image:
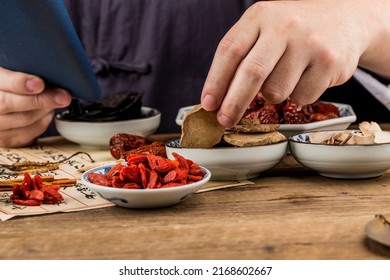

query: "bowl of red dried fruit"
xmin=81 ymin=152 xmax=211 ymax=208
xmin=176 ymin=98 xmax=356 ymax=138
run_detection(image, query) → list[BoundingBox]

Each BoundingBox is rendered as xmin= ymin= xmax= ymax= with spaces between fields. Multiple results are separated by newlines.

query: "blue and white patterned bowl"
xmin=289 ymin=131 xmax=390 ymax=179
xmin=81 ymin=163 xmax=211 ymax=208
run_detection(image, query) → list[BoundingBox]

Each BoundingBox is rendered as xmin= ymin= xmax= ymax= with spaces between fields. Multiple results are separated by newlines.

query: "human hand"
xmin=201 ymin=0 xmax=375 ymax=127
xmin=0 ymin=67 xmax=72 ymax=147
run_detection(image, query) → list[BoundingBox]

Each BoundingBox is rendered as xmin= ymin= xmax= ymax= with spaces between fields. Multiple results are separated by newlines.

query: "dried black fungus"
xmin=59 ymin=91 xmax=149 ymax=122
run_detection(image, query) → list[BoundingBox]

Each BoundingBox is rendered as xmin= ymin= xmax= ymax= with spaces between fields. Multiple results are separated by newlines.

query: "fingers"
xmin=288 ymin=67 xmax=327 ymax=105
xmin=0 ymin=89 xmax=70 ymax=147
xmin=0 ymin=111 xmax=54 ymax=148
xmin=261 ymin=44 xmax=310 ymax=104
xmin=0 ymin=88 xmax=72 ymax=114
xmin=216 ymin=33 xmax=287 ymax=127
xmin=0 ymin=66 xmax=45 ymax=94
xmin=201 ymin=1 xmax=363 ymax=127
xmin=0 ymin=67 xmax=72 ymax=147
xmin=202 ymin=3 xmax=291 ymax=127
xmin=201 ymin=8 xmax=261 ymax=113
xmin=0 ymin=67 xmax=72 ymax=112
xmin=0 ymin=108 xmax=53 ymax=130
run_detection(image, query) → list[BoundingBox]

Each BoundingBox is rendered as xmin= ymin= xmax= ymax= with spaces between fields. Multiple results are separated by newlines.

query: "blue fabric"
xmin=0 ymin=0 xmax=101 ymax=100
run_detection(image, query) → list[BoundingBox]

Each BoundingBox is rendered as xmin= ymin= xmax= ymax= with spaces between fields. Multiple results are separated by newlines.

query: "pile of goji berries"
xmin=88 ymin=152 xmax=205 ymax=189
xmin=10 ymin=173 xmax=64 ymax=206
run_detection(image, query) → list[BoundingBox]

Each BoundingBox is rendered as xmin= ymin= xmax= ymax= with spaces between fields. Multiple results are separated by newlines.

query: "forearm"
xmin=298 ymin=0 xmax=390 ymax=78
xmin=347 ymin=0 xmax=390 ymax=78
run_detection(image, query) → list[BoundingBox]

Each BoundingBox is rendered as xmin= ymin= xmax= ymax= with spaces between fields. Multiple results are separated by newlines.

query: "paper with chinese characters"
xmin=0 ymin=137 xmax=115 ymax=221
xmin=0 ymin=137 xmax=253 ymax=221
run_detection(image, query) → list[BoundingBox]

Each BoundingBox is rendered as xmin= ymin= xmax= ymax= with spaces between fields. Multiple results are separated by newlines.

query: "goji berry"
xmin=161 ymin=182 xmax=183 ymax=188
xmin=138 ymin=163 xmax=150 ymax=189
xmin=172 ymin=152 xmax=189 ymax=170
xmin=162 ymin=170 xmax=177 ymax=183
xmin=119 ymin=164 xmax=141 ymax=183
xmin=146 ymin=170 xmax=159 ymax=189
xmin=127 ymin=154 xmax=148 ymax=165
xmin=123 ymin=182 xmax=141 ymax=189
xmin=88 ymin=172 xmax=111 ymax=186
xmin=12 ymin=199 xmax=41 ymax=206
xmin=106 ymin=163 xmax=122 ymax=180
xmin=10 ymin=173 xmax=64 ymax=206
xmin=88 ymin=153 xmax=205 ymax=189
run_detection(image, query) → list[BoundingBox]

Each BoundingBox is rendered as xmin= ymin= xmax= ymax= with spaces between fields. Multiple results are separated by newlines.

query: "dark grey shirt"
xmin=63 ymin=0 xmax=257 ymax=133
xmin=62 ymin=0 xmax=389 ymax=130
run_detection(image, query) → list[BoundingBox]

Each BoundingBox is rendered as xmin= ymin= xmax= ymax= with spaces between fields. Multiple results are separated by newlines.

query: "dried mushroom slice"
xmin=223 ymin=131 xmax=286 ymax=147
xmin=309 ymin=131 xmax=337 ymax=144
xmin=359 ymin=121 xmax=382 ymax=136
xmin=373 ymin=131 xmax=390 ymax=144
xmin=238 ymin=118 xmax=268 ymax=125
xmin=365 ymin=213 xmax=390 ymax=247
xmin=180 ymin=104 xmax=225 ymax=148
xmin=308 ymin=122 xmax=390 ymax=145
xmin=228 ymin=123 xmax=280 ymax=133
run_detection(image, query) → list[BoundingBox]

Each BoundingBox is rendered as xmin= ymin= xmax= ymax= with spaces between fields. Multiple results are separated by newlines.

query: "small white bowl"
xmin=81 ymin=163 xmax=211 ymax=208
xmin=165 ymin=139 xmax=288 ymax=180
xmin=55 ymin=106 xmax=160 ymax=148
xmin=289 ymin=131 xmax=390 ymax=179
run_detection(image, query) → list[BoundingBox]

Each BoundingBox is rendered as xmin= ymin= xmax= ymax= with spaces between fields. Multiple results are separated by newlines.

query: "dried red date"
xmin=283 ymin=102 xmax=313 ymax=124
xmin=109 ymin=133 xmax=147 ymax=159
xmin=241 ymin=94 xmax=340 ymax=124
xmin=313 ymin=101 xmax=340 ymax=117
xmin=124 ymin=141 xmax=167 ymax=158
xmin=248 ymin=103 xmax=281 ymax=124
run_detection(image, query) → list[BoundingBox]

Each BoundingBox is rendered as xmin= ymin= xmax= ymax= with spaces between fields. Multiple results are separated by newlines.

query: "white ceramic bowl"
xmin=81 ymin=163 xmax=211 ymax=208
xmin=289 ymin=131 xmax=390 ymax=179
xmin=55 ymin=106 xmax=160 ymax=148
xmin=176 ymin=102 xmax=356 ymax=138
xmin=165 ymin=139 xmax=288 ymax=180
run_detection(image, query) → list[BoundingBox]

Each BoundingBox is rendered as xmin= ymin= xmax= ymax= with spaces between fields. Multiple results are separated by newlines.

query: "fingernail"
xmin=54 ymin=89 xmax=71 ymax=106
xmin=217 ymin=114 xmax=234 ymax=128
xmin=202 ymin=95 xmax=218 ymax=111
xmin=26 ymin=78 xmax=43 ymax=92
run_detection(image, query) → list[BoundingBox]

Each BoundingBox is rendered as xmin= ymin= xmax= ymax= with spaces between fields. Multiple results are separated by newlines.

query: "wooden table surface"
xmin=0 ymin=124 xmax=389 ymax=260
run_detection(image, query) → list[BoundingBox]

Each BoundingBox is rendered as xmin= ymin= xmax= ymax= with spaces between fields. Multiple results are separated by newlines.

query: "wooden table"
xmin=0 ymin=125 xmax=389 ymax=260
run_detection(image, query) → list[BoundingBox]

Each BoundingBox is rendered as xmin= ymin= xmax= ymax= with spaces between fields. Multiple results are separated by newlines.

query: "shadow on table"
xmin=364 ymin=237 xmax=390 ymax=258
